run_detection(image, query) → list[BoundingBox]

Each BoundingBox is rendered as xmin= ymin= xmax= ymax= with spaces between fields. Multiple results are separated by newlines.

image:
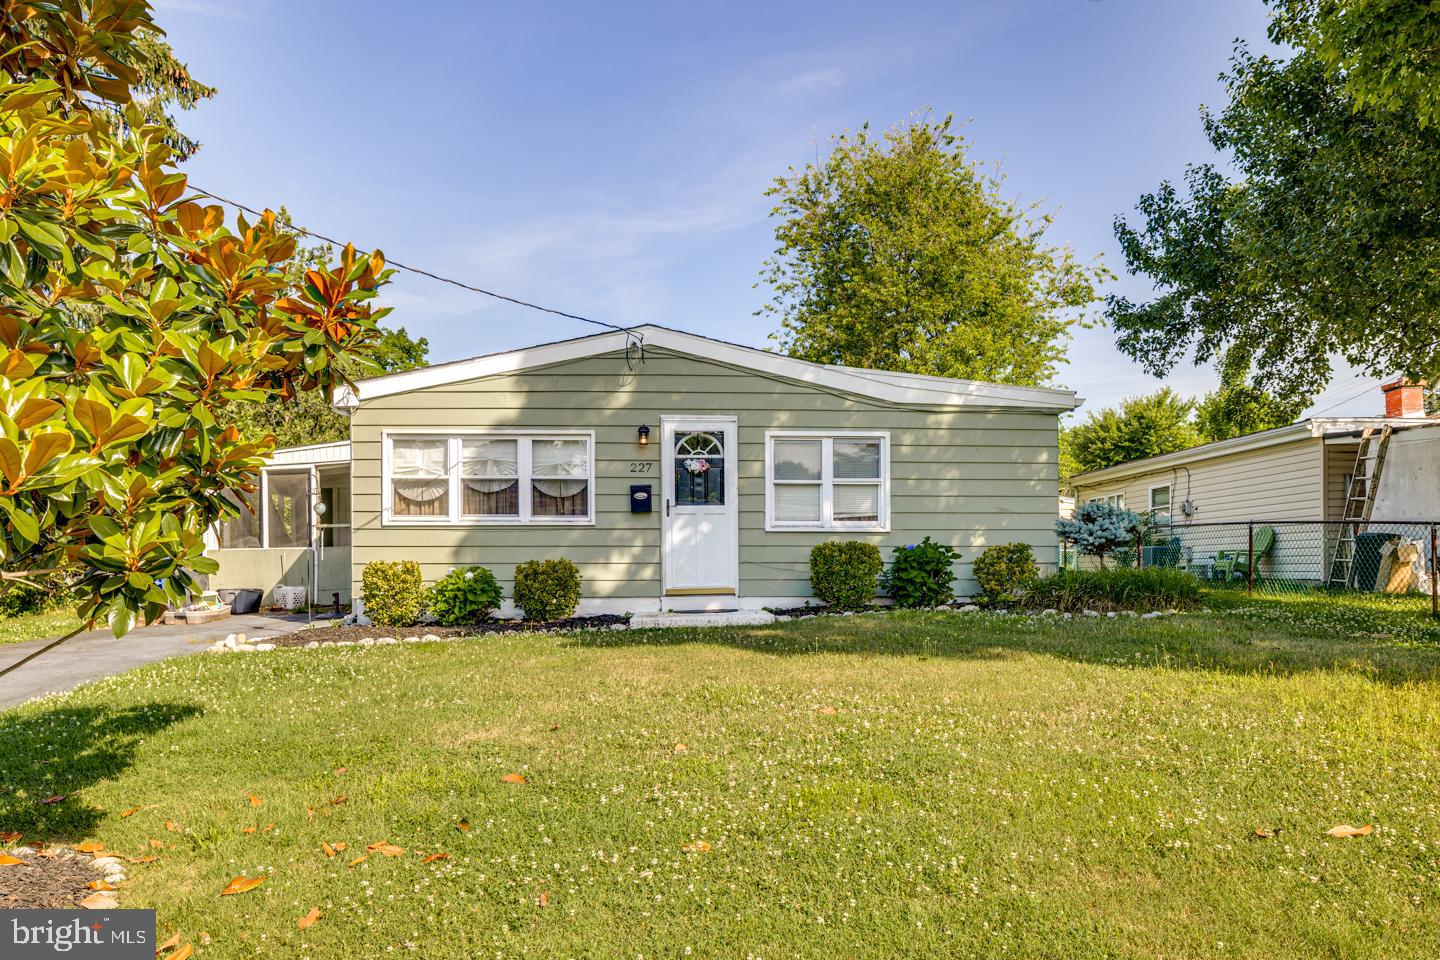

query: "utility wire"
xmin=1310 ymin=379 xmax=1383 ymax=417
xmin=187 ymin=186 xmax=639 ymax=342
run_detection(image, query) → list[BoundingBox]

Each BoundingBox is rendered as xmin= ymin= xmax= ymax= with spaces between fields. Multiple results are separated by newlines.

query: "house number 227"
xmin=628 ymin=462 xmax=654 ymax=473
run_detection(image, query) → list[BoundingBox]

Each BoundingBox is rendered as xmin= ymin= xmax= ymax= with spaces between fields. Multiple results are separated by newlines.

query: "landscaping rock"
xmin=304 ymin=640 xmax=320 ymax=649
xmin=1106 ymin=611 xmax=1118 ymax=618
xmin=421 ymin=634 xmax=442 ymax=643
xmin=1141 ymin=611 xmax=1164 ymax=620
xmin=254 ymin=643 xmax=275 ymax=651
xmin=609 ymin=623 xmax=627 ymax=630
xmin=336 ymin=640 xmax=355 ymax=647
xmin=359 ymin=637 xmax=376 ymax=646
xmin=376 ymin=637 xmax=397 ymax=644
xmin=1082 ymin=610 xmax=1101 ymax=618
xmin=90 ymin=857 xmax=121 ymax=870
xmin=403 ymin=636 xmax=422 ymax=643
xmin=321 ymin=641 xmax=335 ymax=648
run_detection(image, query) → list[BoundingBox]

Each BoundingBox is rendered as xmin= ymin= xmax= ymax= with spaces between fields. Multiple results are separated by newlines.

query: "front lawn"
xmin=3 ymin=599 xmax=1439 ymax=958
xmin=0 ymin=607 xmax=85 ymax=648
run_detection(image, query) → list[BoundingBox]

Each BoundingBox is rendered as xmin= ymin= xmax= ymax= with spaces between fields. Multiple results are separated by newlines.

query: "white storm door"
xmin=661 ymin=417 xmax=739 ymax=594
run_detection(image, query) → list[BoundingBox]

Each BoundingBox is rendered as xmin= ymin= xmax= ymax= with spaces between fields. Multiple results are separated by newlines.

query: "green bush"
xmin=0 ymin=568 xmax=72 ymax=617
xmin=809 ymin=541 xmax=883 ymax=611
xmin=513 ymin=558 xmax=581 ymax=621
xmin=972 ymin=543 xmax=1038 ymax=603
xmin=881 ymin=537 xmax=960 ymax=608
xmin=426 ymin=566 xmax=503 ymax=626
xmin=360 ymin=560 xmax=424 ymax=627
xmin=1019 ymin=567 xmax=1201 ymax=614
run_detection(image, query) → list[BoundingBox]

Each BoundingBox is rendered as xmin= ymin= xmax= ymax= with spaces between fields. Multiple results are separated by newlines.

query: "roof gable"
xmin=338 ymin=325 xmax=1080 ymax=413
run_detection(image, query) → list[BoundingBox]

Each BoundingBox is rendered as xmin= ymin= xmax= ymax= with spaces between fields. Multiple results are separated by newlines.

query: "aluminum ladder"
xmin=1326 ymin=425 xmax=1393 ymax=588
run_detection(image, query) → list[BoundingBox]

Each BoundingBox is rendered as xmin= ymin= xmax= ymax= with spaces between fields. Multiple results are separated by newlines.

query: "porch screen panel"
xmin=265 ymin=471 xmax=311 ymax=548
xmin=531 ymin=439 xmax=589 ymax=517
xmin=392 ymin=438 xmax=449 ymax=517
xmin=217 ymin=489 xmax=260 ymax=548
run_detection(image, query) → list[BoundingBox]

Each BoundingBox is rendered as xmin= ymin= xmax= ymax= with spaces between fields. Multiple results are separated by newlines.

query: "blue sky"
xmin=156 ymin=0 xmax=1382 ymax=419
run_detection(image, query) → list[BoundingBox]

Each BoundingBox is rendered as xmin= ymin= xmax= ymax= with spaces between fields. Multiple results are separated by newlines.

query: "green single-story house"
xmin=208 ymin=325 xmax=1079 ymax=616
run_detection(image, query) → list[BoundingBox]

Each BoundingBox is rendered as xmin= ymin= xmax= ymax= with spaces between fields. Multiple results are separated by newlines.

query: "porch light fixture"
xmin=637 ymin=424 xmax=650 ymax=446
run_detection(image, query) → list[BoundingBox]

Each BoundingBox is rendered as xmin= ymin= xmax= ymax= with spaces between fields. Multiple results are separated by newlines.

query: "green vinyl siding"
xmin=350 ymin=347 xmax=1062 ymax=600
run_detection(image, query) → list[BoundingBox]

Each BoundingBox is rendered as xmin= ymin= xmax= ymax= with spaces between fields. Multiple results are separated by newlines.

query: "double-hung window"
xmin=1148 ymin=484 xmax=1171 ymax=525
xmin=766 ymin=432 xmax=889 ymax=531
xmin=1087 ymin=493 xmax=1125 ymax=510
xmin=386 ymin=433 xmax=593 ymax=524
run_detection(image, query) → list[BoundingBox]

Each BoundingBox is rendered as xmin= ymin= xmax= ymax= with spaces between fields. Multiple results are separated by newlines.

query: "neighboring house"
xmin=209 ymin=324 xmax=1078 ymax=613
xmin=1066 ymin=380 xmax=1439 ymax=581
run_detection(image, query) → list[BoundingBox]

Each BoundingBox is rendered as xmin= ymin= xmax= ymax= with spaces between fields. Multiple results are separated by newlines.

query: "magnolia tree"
xmin=1056 ymin=502 xmax=1142 ymax=569
xmin=0 ymin=1 xmax=390 ymax=637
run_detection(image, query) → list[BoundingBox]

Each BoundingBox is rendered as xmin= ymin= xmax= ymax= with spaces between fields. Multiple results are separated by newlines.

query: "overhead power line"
xmin=187 ymin=186 xmax=636 ymax=340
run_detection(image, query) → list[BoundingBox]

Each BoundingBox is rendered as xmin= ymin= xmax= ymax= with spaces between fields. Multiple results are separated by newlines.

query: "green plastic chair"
xmin=1212 ymin=526 xmax=1275 ymax=582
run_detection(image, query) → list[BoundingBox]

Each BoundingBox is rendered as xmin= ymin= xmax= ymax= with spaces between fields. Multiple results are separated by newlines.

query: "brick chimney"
xmin=1381 ymin=378 xmax=1427 ymax=418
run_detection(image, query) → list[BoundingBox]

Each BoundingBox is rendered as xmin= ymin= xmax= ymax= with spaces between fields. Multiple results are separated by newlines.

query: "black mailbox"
xmin=630 ymin=484 xmax=653 ymax=513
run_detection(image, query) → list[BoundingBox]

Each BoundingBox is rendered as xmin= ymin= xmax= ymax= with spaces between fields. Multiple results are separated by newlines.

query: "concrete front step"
xmin=630 ymin=610 xmax=776 ymax=629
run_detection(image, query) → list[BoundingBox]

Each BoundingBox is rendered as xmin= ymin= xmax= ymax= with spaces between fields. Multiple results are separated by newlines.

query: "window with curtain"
xmin=385 ymin=434 xmax=592 ymax=523
xmin=265 ymin=471 xmax=312 ymax=548
xmin=391 ymin=438 xmax=449 ymax=517
xmin=767 ymin=434 xmax=887 ymax=530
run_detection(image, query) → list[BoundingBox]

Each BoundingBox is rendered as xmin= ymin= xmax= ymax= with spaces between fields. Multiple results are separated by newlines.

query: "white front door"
xmin=661 ymin=416 xmax=739 ymax=597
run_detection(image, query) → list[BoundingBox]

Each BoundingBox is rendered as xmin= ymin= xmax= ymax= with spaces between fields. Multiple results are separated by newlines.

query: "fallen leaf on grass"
xmin=156 ymin=932 xmax=180 ymax=953
xmin=334 ymin=767 xmax=347 ymax=775
xmin=330 ymin=795 xmax=348 ymax=806
xmin=816 ymin=706 xmax=837 ymax=715
xmin=1252 ymin=827 xmax=1281 ymax=839
xmin=75 ymin=842 xmax=105 ymax=853
xmin=87 ymin=879 xmax=116 ymax=891
xmin=297 ymin=907 xmax=321 ymax=930
xmin=501 ymin=773 xmax=527 ymax=785
xmin=537 ymin=890 xmax=549 ymax=907
xmin=681 ymin=840 xmax=712 ymax=853
xmin=673 ymin=743 xmax=689 ymax=754
xmin=331 ymin=842 xmax=347 ymax=851
xmin=347 ymin=855 xmax=368 ymax=868
xmin=41 ymin=795 xmax=65 ymax=805
xmin=1326 ymin=824 xmax=1374 ymax=838
xmin=148 ymin=838 xmax=165 ymax=849
xmin=367 ymin=842 xmax=404 ymax=857
xmin=79 ymin=893 xmax=117 ymax=909
xmin=163 ymin=821 xmax=180 ymax=833
xmin=306 ymin=807 xmax=315 ymax=820
xmin=160 ymin=946 xmax=193 ymax=960
xmin=247 ymin=794 xmax=262 ymax=807
xmin=219 ymin=876 xmax=264 ymax=896
xmin=321 ymin=842 xmax=336 ymax=858
xmin=456 ymin=820 xmax=471 ymax=833
xmin=422 ymin=852 xmax=449 ymax=863
xmin=0 ymin=854 xmax=23 ymax=866
xmin=128 ymin=855 xmax=158 ymax=864
xmin=0 ymin=831 xmax=20 ymax=842
xmin=120 ymin=808 xmax=138 ymax=818
xmin=262 ymin=823 xmax=274 ymax=833
xmin=240 ymin=827 xmax=255 ymax=834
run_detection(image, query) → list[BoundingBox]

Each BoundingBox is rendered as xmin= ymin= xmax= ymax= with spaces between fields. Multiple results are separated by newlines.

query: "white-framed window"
xmin=1148 ymin=484 xmax=1171 ymax=524
xmin=1087 ymin=493 xmax=1125 ymax=509
xmin=383 ymin=432 xmax=595 ymax=525
xmin=764 ymin=432 xmax=889 ymax=531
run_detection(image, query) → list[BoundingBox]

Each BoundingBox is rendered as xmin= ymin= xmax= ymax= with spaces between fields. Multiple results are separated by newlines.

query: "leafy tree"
xmin=760 ymin=113 xmax=1106 ymax=386
xmin=1065 ymin=390 xmax=1203 ymax=475
xmin=1275 ymin=0 xmax=1440 ymax=128
xmin=1194 ymin=345 xmax=1302 ymax=441
xmin=1107 ymin=1 xmax=1440 ymax=403
xmin=0 ymin=2 xmax=390 ymax=638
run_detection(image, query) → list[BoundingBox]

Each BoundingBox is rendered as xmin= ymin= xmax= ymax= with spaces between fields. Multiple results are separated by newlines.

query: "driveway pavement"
xmin=0 ymin=613 xmax=310 ymax=709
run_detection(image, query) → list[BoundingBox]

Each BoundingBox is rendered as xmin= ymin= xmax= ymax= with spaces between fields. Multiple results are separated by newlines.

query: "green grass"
xmin=4 ymin=597 xmax=1440 ymax=958
xmin=0 ymin=607 xmax=84 ymax=647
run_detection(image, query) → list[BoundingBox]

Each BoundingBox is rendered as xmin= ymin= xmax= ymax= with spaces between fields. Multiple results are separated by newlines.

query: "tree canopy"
xmin=1106 ymin=0 xmax=1440 ymax=404
xmin=1193 ymin=346 xmax=1303 ymax=442
xmin=1063 ymin=389 xmax=1204 ymax=477
xmin=760 ymin=113 xmax=1106 ymax=386
xmin=0 ymin=1 xmax=389 ymax=635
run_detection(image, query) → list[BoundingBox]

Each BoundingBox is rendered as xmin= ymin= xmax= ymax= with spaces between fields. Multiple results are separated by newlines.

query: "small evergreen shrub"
xmin=881 ymin=537 xmax=960 ymax=608
xmin=809 ymin=541 xmax=883 ymax=611
xmin=360 ymin=560 xmax=424 ymax=627
xmin=972 ymin=543 xmax=1038 ymax=603
xmin=513 ymin=558 xmax=581 ymax=621
xmin=426 ymin=566 xmax=503 ymax=626
xmin=1056 ymin=501 xmax=1143 ymax=568
xmin=1019 ymin=568 xmax=1200 ymax=613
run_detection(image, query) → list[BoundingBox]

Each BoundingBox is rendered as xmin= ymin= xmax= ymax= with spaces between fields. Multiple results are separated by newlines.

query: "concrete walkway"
xmin=0 ymin=613 xmax=310 ymax=710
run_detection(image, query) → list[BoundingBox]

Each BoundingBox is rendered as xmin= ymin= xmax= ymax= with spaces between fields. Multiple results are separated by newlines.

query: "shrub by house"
xmin=513 ymin=559 xmax=582 ymax=621
xmin=360 ymin=560 xmax=425 ymax=627
xmin=809 ymin=541 xmax=884 ymax=611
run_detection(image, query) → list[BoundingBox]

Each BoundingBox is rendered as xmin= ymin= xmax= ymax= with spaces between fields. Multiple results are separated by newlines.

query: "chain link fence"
xmin=1060 ymin=519 xmax=1440 ymax=616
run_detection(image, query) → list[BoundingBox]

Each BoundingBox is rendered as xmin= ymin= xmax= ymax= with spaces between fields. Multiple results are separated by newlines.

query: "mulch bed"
xmin=266 ymin=614 xmax=630 ymax=648
xmin=0 ymin=849 xmax=99 ymax=909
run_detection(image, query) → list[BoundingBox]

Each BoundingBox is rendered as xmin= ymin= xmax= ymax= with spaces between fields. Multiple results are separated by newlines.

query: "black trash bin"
xmin=217 ymin=588 xmax=262 ymax=615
